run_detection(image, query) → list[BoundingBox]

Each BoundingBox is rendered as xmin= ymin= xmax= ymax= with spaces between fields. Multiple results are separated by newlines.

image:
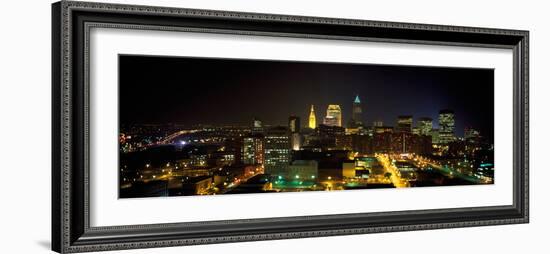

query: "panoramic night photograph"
xmin=118 ymin=55 xmax=495 ymax=198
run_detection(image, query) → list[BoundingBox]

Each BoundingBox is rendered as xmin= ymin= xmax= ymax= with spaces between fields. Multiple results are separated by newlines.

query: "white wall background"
xmin=0 ymin=0 xmax=546 ymax=253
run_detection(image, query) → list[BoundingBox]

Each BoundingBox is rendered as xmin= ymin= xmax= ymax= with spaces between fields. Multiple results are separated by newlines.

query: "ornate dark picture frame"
xmin=52 ymin=1 xmax=529 ymax=253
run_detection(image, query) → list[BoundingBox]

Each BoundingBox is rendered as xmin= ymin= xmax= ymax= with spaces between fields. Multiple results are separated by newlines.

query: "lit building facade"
xmin=323 ymin=116 xmax=338 ymax=126
xmin=241 ymin=135 xmax=264 ymax=165
xmin=430 ymin=129 xmax=440 ymax=144
xmin=324 ymin=104 xmax=342 ymax=127
xmin=418 ymin=117 xmax=433 ymax=136
xmin=438 ymin=109 xmax=456 ymax=143
xmin=264 ymin=127 xmax=291 ymax=175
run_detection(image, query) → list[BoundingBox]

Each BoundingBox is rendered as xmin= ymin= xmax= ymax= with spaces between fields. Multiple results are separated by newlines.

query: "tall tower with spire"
xmin=308 ymin=105 xmax=316 ymax=129
xmin=348 ymin=95 xmax=363 ymax=128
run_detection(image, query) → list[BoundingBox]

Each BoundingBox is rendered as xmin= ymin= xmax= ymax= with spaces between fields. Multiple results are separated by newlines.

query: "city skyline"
xmin=121 ymin=97 xmax=483 ymax=140
xmin=119 ymin=55 xmax=495 ymax=198
xmin=120 ymin=55 xmax=494 ymax=138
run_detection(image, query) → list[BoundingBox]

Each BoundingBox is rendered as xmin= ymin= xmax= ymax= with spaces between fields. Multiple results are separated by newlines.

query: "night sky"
xmin=119 ymin=55 xmax=494 ymax=138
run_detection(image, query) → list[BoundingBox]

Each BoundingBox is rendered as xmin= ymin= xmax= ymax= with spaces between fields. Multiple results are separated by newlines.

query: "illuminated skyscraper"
xmin=308 ymin=105 xmax=316 ymax=129
xmin=324 ymin=104 xmax=342 ymax=127
xmin=438 ymin=109 xmax=455 ymax=143
xmin=241 ymin=135 xmax=264 ymax=165
xmin=373 ymin=120 xmax=384 ymax=127
xmin=264 ymin=127 xmax=291 ymax=175
xmin=396 ymin=115 xmax=413 ymax=133
xmin=418 ymin=117 xmax=433 ymax=136
xmin=348 ymin=95 xmax=363 ymax=128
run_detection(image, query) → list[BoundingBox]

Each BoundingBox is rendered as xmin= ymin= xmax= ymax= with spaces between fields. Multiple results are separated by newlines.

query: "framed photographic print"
xmin=52 ymin=1 xmax=529 ymax=253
